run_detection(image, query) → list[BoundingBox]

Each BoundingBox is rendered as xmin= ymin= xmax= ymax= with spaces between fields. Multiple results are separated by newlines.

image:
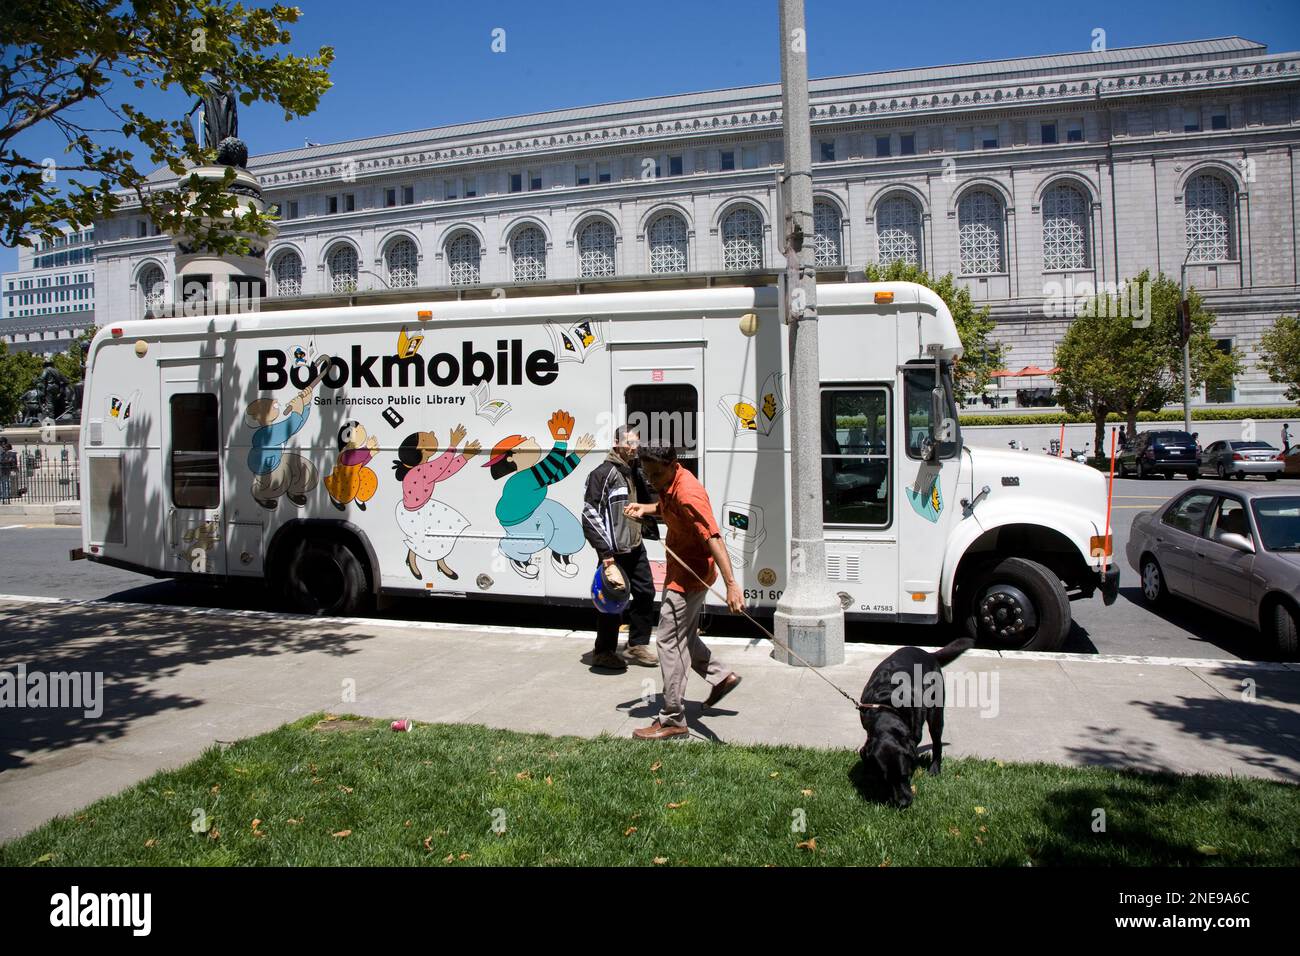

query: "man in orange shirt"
xmin=624 ymin=445 xmax=744 ymax=740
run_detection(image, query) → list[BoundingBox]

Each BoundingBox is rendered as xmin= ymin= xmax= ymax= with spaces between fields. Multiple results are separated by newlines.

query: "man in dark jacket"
xmin=582 ymin=425 xmax=657 ymax=670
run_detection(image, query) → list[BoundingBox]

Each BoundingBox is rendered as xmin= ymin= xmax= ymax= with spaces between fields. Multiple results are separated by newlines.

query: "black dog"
xmin=857 ymin=637 xmax=974 ymax=808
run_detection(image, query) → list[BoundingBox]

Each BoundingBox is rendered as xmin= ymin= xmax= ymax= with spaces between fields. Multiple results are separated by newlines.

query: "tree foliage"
xmin=1054 ymin=271 xmax=1240 ymax=456
xmin=863 ymin=261 xmax=1006 ymax=398
xmin=1258 ymin=315 xmax=1300 ymax=405
xmin=0 ymin=342 xmax=43 ymax=425
xmin=0 ymin=0 xmax=333 ymax=253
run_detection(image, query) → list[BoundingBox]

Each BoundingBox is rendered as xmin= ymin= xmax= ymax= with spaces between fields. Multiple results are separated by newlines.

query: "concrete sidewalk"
xmin=1 ymin=595 xmax=1298 ymax=840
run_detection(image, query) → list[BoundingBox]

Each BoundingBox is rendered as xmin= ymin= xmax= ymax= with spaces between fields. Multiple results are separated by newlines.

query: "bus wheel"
xmin=964 ymin=557 xmax=1069 ymax=652
xmin=282 ymin=538 xmax=369 ymax=617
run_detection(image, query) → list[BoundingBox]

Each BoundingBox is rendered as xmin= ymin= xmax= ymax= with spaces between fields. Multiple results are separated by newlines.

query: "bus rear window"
xmin=171 ymin=393 xmax=220 ymax=508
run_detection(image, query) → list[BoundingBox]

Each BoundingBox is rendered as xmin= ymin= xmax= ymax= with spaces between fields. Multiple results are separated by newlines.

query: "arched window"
xmin=271 ymin=250 xmax=303 ymax=297
xmin=648 ymin=212 xmax=688 ymax=274
xmin=510 ymin=225 xmax=547 ymax=282
xmin=446 ymin=232 xmax=481 ymax=286
xmin=1185 ymin=173 xmax=1234 ymax=262
xmin=957 ymin=189 xmax=1005 ymax=275
xmin=385 ymin=237 xmax=418 ymax=289
xmin=1042 ymin=183 xmax=1090 ymax=270
xmin=812 ymin=200 xmax=842 ymax=267
xmin=327 ymin=244 xmax=358 ymax=293
xmin=721 ymin=205 xmax=763 ymax=271
xmin=876 ymin=195 xmax=922 ymax=267
xmin=138 ymin=264 xmax=165 ymax=316
xmin=577 ymin=219 xmax=616 ymax=278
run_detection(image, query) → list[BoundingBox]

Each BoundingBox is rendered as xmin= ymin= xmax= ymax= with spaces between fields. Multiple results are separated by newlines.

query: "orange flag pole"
xmin=1058 ymin=422 xmax=1065 ymax=457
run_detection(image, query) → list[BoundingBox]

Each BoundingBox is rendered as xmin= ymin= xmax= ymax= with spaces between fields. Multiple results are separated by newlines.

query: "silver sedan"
xmin=1198 ymin=440 xmax=1284 ymax=480
xmin=1126 ymin=484 xmax=1300 ymax=659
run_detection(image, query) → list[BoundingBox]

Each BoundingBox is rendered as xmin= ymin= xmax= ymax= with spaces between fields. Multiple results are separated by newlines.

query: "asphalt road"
xmin=0 ymin=475 xmax=1291 ymax=660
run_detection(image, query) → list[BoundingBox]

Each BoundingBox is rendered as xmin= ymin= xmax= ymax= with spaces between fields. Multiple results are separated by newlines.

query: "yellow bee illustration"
xmin=734 ymin=401 xmax=758 ymax=430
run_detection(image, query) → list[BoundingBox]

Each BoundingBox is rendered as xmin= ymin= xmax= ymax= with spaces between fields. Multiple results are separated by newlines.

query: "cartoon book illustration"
xmin=905 ymin=472 xmax=943 ymax=523
xmin=397 ymin=326 xmax=424 ymax=359
xmin=108 ymin=390 xmax=141 ymax=429
xmin=546 ymin=317 xmax=603 ymax=364
xmin=472 ymin=381 xmax=512 ymax=425
xmin=717 ymin=371 xmax=787 ymax=437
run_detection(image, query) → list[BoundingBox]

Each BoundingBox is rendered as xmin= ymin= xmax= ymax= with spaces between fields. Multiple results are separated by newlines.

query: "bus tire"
xmin=964 ymin=557 xmax=1070 ymax=652
xmin=282 ymin=537 xmax=370 ymax=617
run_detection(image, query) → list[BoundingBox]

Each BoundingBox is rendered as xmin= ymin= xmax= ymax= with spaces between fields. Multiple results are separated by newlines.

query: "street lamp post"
xmin=1179 ymin=244 xmax=1197 ymax=433
xmin=772 ymin=0 xmax=845 ymax=667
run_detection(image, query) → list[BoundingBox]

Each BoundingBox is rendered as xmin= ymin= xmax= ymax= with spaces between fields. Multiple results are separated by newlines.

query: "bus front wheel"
xmin=282 ymin=537 xmax=370 ymax=617
xmin=963 ymin=557 xmax=1070 ymax=652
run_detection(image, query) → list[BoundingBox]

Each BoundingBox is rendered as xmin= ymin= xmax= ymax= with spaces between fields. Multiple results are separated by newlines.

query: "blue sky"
xmin=6 ymin=0 xmax=1299 ymax=275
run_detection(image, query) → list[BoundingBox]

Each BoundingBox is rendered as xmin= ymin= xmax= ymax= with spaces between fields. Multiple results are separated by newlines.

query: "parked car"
xmin=1198 ymin=440 xmax=1284 ymax=480
xmin=1127 ymin=484 xmax=1300 ymax=658
xmin=1117 ymin=429 xmax=1199 ymax=479
xmin=1278 ymin=444 xmax=1300 ymax=477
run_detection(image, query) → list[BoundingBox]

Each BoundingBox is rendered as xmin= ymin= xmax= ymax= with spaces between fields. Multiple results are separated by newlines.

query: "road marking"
xmin=0 ymin=524 xmax=27 ymax=531
xmin=0 ymin=592 xmax=1293 ymax=671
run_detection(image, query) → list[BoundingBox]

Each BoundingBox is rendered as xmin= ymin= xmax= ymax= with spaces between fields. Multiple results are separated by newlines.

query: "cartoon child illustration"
xmin=393 ymin=424 xmax=481 ymax=581
xmin=486 ymin=409 xmax=594 ymax=580
xmin=324 ymin=420 xmax=380 ymax=512
xmin=245 ymin=359 xmax=327 ymax=510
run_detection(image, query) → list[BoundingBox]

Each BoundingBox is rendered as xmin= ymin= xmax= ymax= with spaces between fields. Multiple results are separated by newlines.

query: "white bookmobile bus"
xmin=77 ymin=281 xmax=1117 ymax=651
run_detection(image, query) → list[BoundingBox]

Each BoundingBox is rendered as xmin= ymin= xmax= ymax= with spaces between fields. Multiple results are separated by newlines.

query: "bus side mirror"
xmin=926 ymin=387 xmax=955 ymax=460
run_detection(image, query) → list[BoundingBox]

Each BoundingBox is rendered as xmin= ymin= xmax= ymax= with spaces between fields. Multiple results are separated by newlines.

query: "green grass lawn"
xmin=4 ymin=713 xmax=1298 ymax=866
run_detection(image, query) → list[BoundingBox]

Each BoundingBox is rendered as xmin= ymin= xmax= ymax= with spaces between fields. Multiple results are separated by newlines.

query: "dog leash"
xmin=658 ymin=540 xmax=871 ymax=714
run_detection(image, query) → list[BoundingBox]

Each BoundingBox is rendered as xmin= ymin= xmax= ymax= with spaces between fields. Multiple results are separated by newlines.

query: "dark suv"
xmin=1118 ymin=430 xmax=1199 ymax=479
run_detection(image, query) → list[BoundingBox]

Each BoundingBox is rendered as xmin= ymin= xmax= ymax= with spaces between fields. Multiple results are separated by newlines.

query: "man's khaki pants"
xmin=655 ymin=588 xmax=732 ymax=728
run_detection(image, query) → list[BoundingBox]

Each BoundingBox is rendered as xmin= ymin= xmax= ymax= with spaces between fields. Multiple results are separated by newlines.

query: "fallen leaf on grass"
xmin=978 ymin=826 xmax=987 ymax=833
xmin=286 ymin=818 xmax=302 ymax=825
xmin=332 ymin=829 xmax=352 ymax=839
xmin=1197 ymin=845 xmax=1220 ymax=856
xmin=770 ymin=772 xmax=780 ymax=778
xmin=948 ymin=827 xmax=961 ymax=836
xmin=653 ymin=857 xmax=668 ymax=865
xmin=545 ymin=776 xmax=553 ymax=786
xmin=311 ymin=777 xmax=323 ymax=785
xmin=161 ymin=790 xmax=174 ymax=797
xmin=34 ymin=853 xmax=54 ymax=864
xmin=650 ymin=761 xmax=662 ymax=773
xmin=209 ymin=785 xmax=220 ymax=795
xmin=654 ymin=778 xmax=663 ymax=785
xmin=878 ymin=857 xmax=891 ymax=868
xmin=208 ymin=826 xmax=220 ymax=841
xmin=974 ymin=806 xmax=986 ymax=815
xmin=624 ymin=827 xmax=637 ymax=837
xmin=338 ymin=785 xmax=353 ymax=794
xmin=144 ymin=839 xmax=157 ymax=848
xmin=444 ymin=853 xmax=454 ymax=863
xmin=459 ymin=853 xmax=471 ymax=861
xmin=796 ymin=839 xmax=817 ymax=852
xmin=975 ymin=837 xmax=984 ymax=845
xmin=424 ymin=836 xmax=434 ymax=851
xmin=801 ymin=789 xmax=814 ymax=797
xmin=666 ymin=800 xmax=688 ymax=810
xmin=515 ymin=771 xmax=531 ymax=781
xmin=404 ymin=820 xmax=412 ymax=827
xmin=233 ymin=768 xmax=248 ymax=776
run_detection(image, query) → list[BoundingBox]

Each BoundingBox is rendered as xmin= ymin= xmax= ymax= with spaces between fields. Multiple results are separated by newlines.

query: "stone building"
xmin=92 ymin=36 xmax=1300 ymax=407
xmin=1 ymin=226 xmax=96 ymax=355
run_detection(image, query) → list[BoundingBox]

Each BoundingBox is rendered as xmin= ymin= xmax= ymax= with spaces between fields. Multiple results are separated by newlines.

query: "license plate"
xmin=1168 ymin=450 xmax=1182 ymax=455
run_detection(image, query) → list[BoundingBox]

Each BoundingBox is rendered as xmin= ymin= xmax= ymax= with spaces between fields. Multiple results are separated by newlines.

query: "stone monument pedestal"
xmin=170 ymin=164 xmax=277 ymax=314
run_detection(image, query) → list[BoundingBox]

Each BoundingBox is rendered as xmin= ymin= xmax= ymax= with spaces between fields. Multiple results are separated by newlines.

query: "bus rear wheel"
xmin=964 ymin=557 xmax=1070 ymax=652
xmin=282 ymin=538 xmax=370 ymax=617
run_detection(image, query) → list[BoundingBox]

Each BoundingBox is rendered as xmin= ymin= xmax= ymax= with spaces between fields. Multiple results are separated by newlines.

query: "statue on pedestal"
xmin=187 ymin=76 xmax=247 ymax=168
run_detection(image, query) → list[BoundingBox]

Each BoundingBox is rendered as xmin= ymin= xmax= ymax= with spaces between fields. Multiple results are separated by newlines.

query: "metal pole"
xmin=1180 ymin=259 xmax=1192 ymax=433
xmin=773 ymin=0 xmax=845 ymax=667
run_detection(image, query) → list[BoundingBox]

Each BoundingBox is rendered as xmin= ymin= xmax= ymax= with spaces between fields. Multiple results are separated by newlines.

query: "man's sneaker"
xmin=509 ymin=559 xmax=538 ymax=579
xmin=591 ymin=651 xmax=627 ymax=671
xmin=551 ymin=551 xmax=578 ymax=577
xmin=623 ymin=644 xmax=659 ymax=667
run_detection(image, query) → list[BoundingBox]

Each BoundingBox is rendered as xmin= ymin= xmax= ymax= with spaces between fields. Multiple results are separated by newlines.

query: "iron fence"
xmin=0 ymin=441 xmax=80 ymax=503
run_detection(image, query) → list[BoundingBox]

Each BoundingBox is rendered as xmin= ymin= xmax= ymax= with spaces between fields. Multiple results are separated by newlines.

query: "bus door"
xmin=611 ymin=341 xmax=704 ymax=592
xmin=896 ymin=361 xmax=964 ymax=621
xmin=820 ymin=384 xmax=899 ymax=618
xmin=161 ymin=358 xmax=225 ymax=577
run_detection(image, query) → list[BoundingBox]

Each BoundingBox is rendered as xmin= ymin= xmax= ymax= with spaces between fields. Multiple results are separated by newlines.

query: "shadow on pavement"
xmin=1117 ymin=585 xmax=1271 ymax=660
xmin=0 ymin=601 xmax=369 ymax=773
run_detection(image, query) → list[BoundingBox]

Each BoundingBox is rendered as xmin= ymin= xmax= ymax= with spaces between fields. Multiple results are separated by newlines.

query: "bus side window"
xmin=820 ymin=386 xmax=890 ymax=527
xmin=624 ymin=384 xmax=700 ymax=478
xmin=171 ymin=393 xmax=220 ymax=508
